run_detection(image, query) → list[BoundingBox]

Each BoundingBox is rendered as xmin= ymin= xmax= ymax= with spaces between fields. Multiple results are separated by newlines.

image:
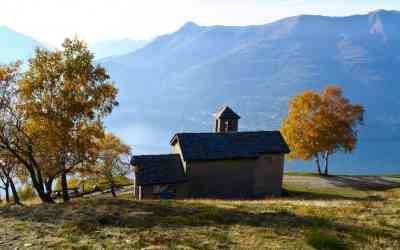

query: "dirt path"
xmin=283 ymin=175 xmax=400 ymax=191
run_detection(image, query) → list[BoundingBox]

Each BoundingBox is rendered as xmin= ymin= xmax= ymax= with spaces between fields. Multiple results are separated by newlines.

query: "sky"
xmin=1 ymin=0 xmax=400 ymax=46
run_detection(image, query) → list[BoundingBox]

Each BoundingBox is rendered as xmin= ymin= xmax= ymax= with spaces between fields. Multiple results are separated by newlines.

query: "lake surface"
xmin=110 ymin=122 xmax=400 ymax=175
xmin=285 ymin=138 xmax=400 ymax=175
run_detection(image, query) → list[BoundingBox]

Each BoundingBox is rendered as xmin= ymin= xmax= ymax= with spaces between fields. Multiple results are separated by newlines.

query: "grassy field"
xmin=285 ymin=172 xmax=400 ymax=178
xmin=0 ymin=177 xmax=399 ymax=250
xmin=284 ymin=171 xmax=323 ymax=177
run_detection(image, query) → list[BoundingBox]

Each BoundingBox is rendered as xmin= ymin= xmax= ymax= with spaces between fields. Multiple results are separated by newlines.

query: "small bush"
xmin=80 ymin=176 xmax=134 ymax=193
xmin=307 ymin=229 xmax=348 ymax=250
xmin=55 ymin=178 xmax=81 ymax=191
xmin=17 ymin=185 xmax=37 ymax=200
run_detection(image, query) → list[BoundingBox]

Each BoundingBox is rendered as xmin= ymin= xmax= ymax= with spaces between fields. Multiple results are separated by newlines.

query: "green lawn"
xmin=0 ymin=179 xmax=399 ymax=249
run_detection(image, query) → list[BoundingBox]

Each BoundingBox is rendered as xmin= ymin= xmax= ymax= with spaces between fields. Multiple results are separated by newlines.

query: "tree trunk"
xmin=61 ymin=170 xmax=70 ymax=202
xmin=323 ymin=152 xmax=330 ymax=176
xmin=29 ymin=167 xmax=53 ymax=203
xmin=9 ymin=149 xmax=54 ymax=203
xmin=33 ymin=179 xmax=54 ymax=203
xmin=315 ymin=154 xmax=322 ymax=175
xmin=8 ymin=177 xmax=22 ymax=205
xmin=28 ymin=166 xmax=54 ymax=203
xmin=111 ymin=186 xmax=117 ymax=197
xmin=45 ymin=177 xmax=55 ymax=197
xmin=0 ymin=172 xmax=10 ymax=203
xmin=110 ymin=179 xmax=117 ymax=197
xmin=4 ymin=182 xmax=10 ymax=203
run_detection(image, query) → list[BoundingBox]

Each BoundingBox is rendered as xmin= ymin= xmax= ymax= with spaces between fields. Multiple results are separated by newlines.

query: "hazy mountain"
xmin=0 ymin=26 xmax=45 ymax=63
xmin=100 ymin=10 xmax=400 ymax=174
xmin=90 ymin=39 xmax=147 ymax=59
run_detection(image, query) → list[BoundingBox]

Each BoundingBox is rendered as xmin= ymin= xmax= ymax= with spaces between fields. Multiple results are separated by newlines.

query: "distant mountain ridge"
xmin=0 ymin=25 xmax=45 ymax=63
xmin=101 ymin=10 xmax=400 ymax=174
xmin=90 ymin=39 xmax=148 ymax=59
xmin=0 ymin=26 xmax=147 ymax=63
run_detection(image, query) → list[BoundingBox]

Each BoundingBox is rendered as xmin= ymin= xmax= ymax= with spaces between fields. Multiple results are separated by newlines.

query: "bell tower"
xmin=213 ymin=106 xmax=241 ymax=133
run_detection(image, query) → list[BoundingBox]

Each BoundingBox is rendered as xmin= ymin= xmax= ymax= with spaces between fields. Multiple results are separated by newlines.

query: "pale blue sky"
xmin=2 ymin=0 xmax=400 ymax=46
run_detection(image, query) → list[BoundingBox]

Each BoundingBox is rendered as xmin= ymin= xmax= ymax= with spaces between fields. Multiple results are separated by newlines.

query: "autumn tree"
xmin=281 ymin=86 xmax=364 ymax=176
xmin=18 ymin=38 xmax=118 ymax=202
xmin=0 ymin=62 xmax=54 ymax=203
xmin=92 ymin=133 xmax=131 ymax=197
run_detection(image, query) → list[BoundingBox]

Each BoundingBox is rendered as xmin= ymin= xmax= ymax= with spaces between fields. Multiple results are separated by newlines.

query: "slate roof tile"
xmin=170 ymin=131 xmax=290 ymax=161
xmin=131 ymin=154 xmax=188 ymax=186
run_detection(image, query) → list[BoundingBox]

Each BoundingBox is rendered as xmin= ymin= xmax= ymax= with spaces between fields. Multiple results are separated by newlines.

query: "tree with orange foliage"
xmin=18 ymin=38 xmax=118 ymax=202
xmin=281 ymin=86 xmax=364 ymax=176
xmin=93 ymin=133 xmax=131 ymax=197
xmin=0 ymin=62 xmax=56 ymax=203
xmin=0 ymin=39 xmax=119 ymax=203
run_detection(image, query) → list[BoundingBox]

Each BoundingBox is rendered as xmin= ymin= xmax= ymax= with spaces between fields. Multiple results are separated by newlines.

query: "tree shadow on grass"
xmin=282 ymin=189 xmax=386 ymax=202
xmin=0 ymin=197 xmax=396 ymax=247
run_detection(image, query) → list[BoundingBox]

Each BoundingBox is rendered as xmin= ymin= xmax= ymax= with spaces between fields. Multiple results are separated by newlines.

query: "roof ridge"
xmin=132 ymin=153 xmax=180 ymax=158
xmin=175 ymin=130 xmax=280 ymax=135
xmin=213 ymin=106 xmax=241 ymax=119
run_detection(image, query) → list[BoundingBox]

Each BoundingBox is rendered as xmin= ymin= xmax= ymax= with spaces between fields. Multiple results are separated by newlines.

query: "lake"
xmin=109 ymin=122 xmax=400 ymax=175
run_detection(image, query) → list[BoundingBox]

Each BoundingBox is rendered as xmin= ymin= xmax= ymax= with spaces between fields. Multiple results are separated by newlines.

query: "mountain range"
xmin=100 ymin=10 xmax=400 ymax=174
xmin=90 ymin=39 xmax=148 ymax=59
xmin=0 ymin=27 xmax=147 ymax=63
xmin=1 ymin=10 xmax=399 ymax=174
xmin=0 ymin=25 xmax=45 ymax=63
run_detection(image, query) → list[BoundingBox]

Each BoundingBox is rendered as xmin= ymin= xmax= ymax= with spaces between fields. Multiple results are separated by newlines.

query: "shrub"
xmin=55 ymin=177 xmax=81 ymax=191
xmin=17 ymin=185 xmax=37 ymax=200
xmin=306 ymin=229 xmax=348 ymax=250
xmin=80 ymin=176 xmax=134 ymax=193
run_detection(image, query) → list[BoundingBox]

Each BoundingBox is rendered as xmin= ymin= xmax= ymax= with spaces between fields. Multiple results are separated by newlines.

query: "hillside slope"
xmin=101 ymin=10 xmax=400 ymax=173
xmin=0 ymin=26 xmax=45 ymax=63
xmin=1 ymin=177 xmax=399 ymax=249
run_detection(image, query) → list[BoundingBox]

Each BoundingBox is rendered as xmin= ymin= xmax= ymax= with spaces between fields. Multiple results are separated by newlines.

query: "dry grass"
xmin=0 ymin=181 xmax=399 ymax=249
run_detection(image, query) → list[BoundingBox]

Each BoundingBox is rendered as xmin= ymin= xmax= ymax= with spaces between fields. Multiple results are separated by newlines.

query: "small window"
xmin=224 ymin=120 xmax=229 ymax=132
